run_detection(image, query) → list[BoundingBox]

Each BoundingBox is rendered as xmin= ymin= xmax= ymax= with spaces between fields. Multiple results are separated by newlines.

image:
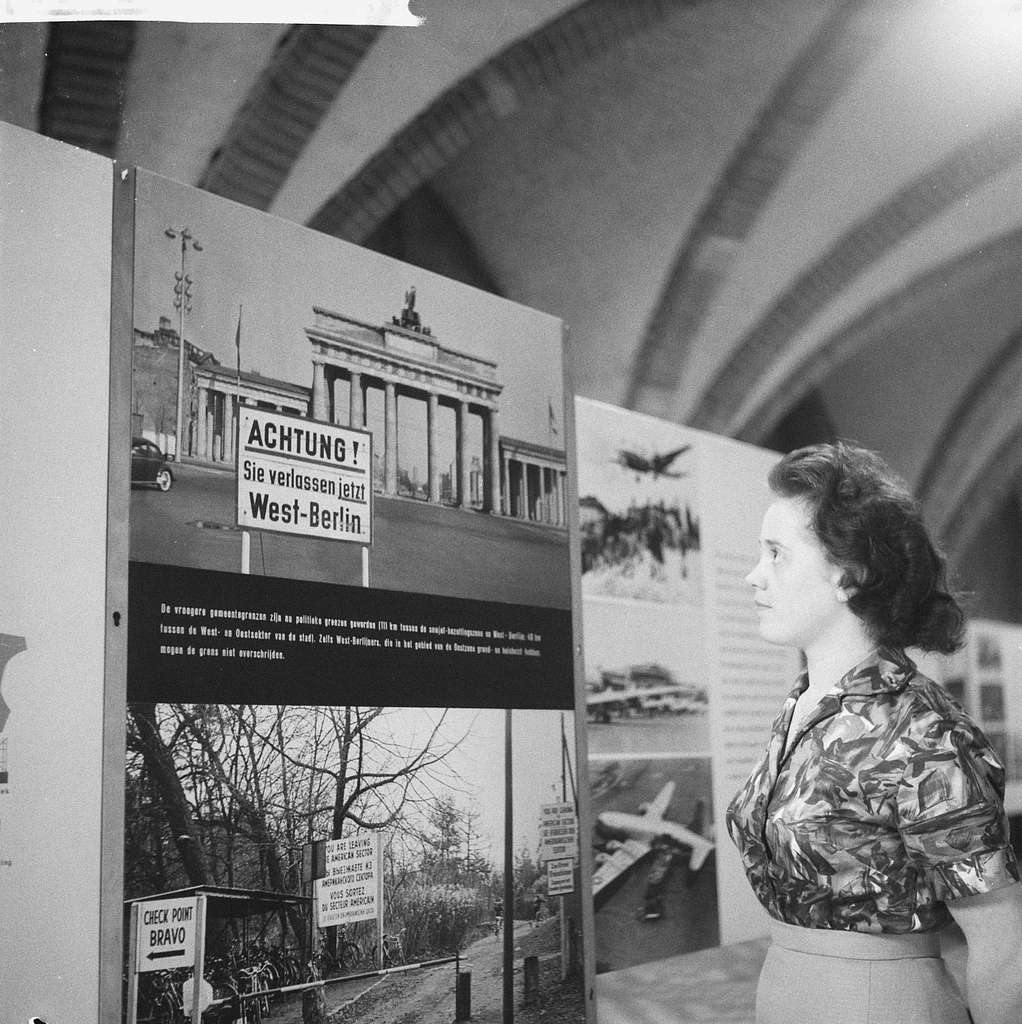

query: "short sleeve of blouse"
xmin=896 ymin=710 xmax=1019 ymax=902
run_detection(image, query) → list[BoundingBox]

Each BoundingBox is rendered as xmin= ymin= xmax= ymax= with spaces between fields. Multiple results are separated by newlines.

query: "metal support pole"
xmin=190 ymin=893 xmax=208 ymax=1023
xmin=503 ymin=709 xmax=514 ymax=1024
xmin=126 ymin=903 xmax=140 ymax=1024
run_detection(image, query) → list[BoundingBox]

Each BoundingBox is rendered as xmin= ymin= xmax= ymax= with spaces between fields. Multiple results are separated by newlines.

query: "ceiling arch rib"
xmin=38 ymin=21 xmax=136 ymax=158
xmin=624 ymin=0 xmax=878 ymax=415
xmin=735 ymin=227 xmax=1022 ymax=447
xmin=198 ymin=25 xmax=380 ymax=211
xmin=306 ymin=0 xmax=691 ymax=244
xmin=691 ymin=107 xmax=1022 ymax=437
xmin=939 ymin=424 xmax=1022 ymax=567
xmin=916 ymin=324 xmax=1022 ymax=558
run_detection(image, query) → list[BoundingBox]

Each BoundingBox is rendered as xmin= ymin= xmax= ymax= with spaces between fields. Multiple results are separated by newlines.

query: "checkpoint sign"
xmin=238 ymin=408 xmax=372 ymax=544
xmin=538 ymin=802 xmax=578 ymax=863
xmin=136 ymin=896 xmax=198 ymax=973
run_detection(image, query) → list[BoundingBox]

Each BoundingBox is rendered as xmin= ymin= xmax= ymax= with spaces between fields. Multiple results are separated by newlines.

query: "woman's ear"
xmin=834 ymin=567 xmax=860 ymax=602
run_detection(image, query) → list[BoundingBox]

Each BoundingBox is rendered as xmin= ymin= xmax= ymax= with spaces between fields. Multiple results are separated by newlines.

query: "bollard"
xmin=567 ymin=917 xmax=580 ymax=977
xmin=523 ymin=955 xmax=540 ymax=1006
xmin=455 ymin=969 xmax=472 ymax=1021
xmin=302 ymin=986 xmax=327 ymax=1024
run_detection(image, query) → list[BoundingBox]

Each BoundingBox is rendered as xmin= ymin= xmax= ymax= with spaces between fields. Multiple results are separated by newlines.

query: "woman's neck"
xmin=803 ymin=626 xmax=875 ymax=693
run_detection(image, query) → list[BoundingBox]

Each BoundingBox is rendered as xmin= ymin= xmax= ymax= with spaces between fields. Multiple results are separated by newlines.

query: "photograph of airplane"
xmin=589 ymin=758 xmax=719 ymax=972
xmin=583 ymin=624 xmax=710 ymax=759
xmin=615 ymin=444 xmax=691 ymax=479
xmin=586 ymin=682 xmax=702 ymax=723
xmin=593 ymin=780 xmax=714 ymax=900
xmin=577 ymin=404 xmax=702 ymax=604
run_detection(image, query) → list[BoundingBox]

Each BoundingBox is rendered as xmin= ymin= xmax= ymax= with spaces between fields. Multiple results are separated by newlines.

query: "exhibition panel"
xmin=0 ymin=123 xmax=120 ymax=1024
xmin=122 ymin=169 xmax=587 ymax=1024
xmin=575 ymin=398 xmax=800 ymax=1018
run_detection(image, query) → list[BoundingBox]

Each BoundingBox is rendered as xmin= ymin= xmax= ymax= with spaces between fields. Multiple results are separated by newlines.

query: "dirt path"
xmin=318 ymin=920 xmax=529 ymax=1024
xmin=260 ymin=919 xmax=584 ymax=1024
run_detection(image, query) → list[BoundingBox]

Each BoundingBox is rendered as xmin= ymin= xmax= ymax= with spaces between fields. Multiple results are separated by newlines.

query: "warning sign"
xmin=136 ymin=896 xmax=197 ymax=973
xmin=237 ymin=408 xmax=372 ymax=544
xmin=538 ymin=802 xmax=578 ymax=863
xmin=546 ymin=858 xmax=575 ymax=897
xmin=316 ymin=832 xmax=381 ymax=928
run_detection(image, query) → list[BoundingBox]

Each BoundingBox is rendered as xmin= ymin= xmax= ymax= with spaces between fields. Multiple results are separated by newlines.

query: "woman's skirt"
xmin=756 ymin=921 xmax=970 ymax=1024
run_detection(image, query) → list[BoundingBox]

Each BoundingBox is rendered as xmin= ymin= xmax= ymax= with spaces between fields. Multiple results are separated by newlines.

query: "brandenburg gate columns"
xmin=457 ymin=400 xmax=470 ymax=508
xmin=384 ymin=380 xmax=398 ymax=494
xmin=306 ymin=301 xmax=510 ymax=514
xmin=312 ymin=360 xmax=328 ymax=421
xmin=196 ymin=386 xmax=208 ymax=460
xmin=427 ymin=392 xmax=440 ymax=504
xmin=350 ymin=371 xmax=364 ymax=428
xmin=484 ymin=408 xmax=500 ymax=513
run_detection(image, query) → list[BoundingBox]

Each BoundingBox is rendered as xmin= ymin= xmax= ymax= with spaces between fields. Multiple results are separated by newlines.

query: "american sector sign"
xmin=538 ymin=802 xmax=579 ymax=863
xmin=237 ymin=408 xmax=373 ymax=545
xmin=316 ymin=832 xmax=381 ymax=928
xmin=136 ymin=896 xmax=198 ymax=973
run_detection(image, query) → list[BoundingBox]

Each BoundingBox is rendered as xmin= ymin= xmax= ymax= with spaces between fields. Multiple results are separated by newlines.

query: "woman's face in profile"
xmin=745 ymin=496 xmax=848 ymax=650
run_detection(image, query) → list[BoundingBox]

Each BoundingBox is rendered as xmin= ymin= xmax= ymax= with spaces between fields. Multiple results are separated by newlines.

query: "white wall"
xmin=0 ymin=122 xmax=113 ymax=1023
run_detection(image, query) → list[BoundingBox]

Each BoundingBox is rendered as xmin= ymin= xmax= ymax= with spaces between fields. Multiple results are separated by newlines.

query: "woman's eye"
xmin=768 ymin=547 xmax=780 ymax=561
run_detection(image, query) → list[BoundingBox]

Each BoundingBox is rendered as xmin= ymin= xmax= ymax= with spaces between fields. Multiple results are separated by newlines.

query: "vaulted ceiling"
xmin=4 ymin=0 xmax=1022 ymax=618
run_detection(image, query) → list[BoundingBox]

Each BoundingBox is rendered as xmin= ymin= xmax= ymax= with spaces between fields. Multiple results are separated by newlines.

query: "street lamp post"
xmin=165 ymin=226 xmax=202 ymax=462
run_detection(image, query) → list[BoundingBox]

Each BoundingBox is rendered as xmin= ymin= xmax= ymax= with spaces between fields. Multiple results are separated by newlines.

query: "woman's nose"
xmin=745 ymin=560 xmax=763 ymax=588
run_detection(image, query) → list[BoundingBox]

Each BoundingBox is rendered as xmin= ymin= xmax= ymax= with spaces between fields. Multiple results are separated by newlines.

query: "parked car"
xmin=131 ymin=437 xmax=174 ymax=491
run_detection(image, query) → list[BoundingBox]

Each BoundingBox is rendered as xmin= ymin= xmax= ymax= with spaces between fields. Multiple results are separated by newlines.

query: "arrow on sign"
xmin=148 ymin=949 xmax=186 ymax=961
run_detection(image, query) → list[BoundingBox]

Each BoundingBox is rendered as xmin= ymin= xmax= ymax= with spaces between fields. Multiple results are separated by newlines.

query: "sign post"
xmin=237 ymin=408 xmax=373 ymax=547
xmin=126 ymin=903 xmax=140 ymax=1024
xmin=538 ymin=802 xmax=578 ymax=982
xmin=188 ymin=893 xmax=208 ymax=1023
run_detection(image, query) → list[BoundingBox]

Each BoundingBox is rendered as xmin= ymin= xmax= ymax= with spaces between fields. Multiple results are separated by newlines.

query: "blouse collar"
xmin=791 ymin=648 xmax=915 ymax=700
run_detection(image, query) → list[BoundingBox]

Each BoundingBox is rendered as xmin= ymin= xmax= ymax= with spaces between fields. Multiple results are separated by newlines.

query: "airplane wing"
xmin=587 ymin=684 xmax=681 ymax=706
xmin=654 ymin=445 xmax=691 ymax=470
xmin=644 ymin=780 xmax=675 ymax=822
xmin=592 ymin=838 xmax=651 ymax=898
xmin=586 ymin=689 xmax=631 ymax=706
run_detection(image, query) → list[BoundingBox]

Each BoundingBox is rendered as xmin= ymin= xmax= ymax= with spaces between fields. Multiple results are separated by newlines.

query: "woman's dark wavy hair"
xmin=768 ymin=440 xmax=964 ymax=655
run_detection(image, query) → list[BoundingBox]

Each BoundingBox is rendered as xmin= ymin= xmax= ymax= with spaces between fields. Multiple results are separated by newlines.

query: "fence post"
xmin=455 ymin=970 xmax=472 ymax=1021
xmin=523 ymin=955 xmax=540 ymax=1006
xmin=302 ymin=986 xmax=327 ymax=1024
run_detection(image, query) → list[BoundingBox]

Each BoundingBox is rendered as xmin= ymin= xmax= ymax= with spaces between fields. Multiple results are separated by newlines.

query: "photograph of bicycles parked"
xmin=125 ymin=704 xmax=580 ymax=1023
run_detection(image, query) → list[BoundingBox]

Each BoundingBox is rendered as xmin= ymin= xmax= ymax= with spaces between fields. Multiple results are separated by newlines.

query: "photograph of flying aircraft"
xmin=576 ymin=402 xmax=701 ymax=604
xmin=589 ymin=757 xmax=718 ymax=972
xmin=615 ymin=444 xmax=690 ymax=480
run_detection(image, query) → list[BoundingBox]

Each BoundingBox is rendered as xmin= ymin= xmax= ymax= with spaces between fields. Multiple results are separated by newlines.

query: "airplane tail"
xmin=687 ymin=797 xmax=705 ymax=836
xmin=686 ymin=799 xmax=714 ymax=875
xmin=688 ymin=842 xmax=713 ymax=872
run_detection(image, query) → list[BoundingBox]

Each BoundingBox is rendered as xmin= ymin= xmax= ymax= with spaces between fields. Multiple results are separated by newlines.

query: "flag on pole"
xmin=234 ymin=306 xmax=242 ymax=378
xmin=548 ymin=398 xmax=558 ymax=438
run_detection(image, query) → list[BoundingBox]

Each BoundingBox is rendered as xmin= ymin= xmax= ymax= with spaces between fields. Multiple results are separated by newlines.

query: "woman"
xmin=726 ymin=441 xmax=1022 ymax=1024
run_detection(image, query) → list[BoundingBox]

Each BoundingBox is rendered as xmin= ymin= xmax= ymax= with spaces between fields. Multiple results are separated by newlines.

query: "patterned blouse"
xmin=726 ymin=650 xmax=1019 ymax=932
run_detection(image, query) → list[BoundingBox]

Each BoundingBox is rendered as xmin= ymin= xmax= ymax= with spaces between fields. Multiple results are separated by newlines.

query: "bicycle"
xmin=337 ymin=931 xmax=363 ymax=971
xmin=370 ymin=927 xmax=405 ymax=968
xmin=309 ymin=931 xmax=362 ymax=978
xmin=138 ymin=970 xmax=183 ymax=1024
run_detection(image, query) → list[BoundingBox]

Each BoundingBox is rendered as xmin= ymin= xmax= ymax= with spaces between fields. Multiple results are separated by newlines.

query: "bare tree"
xmin=125 ymin=702 xmax=470 ymax=949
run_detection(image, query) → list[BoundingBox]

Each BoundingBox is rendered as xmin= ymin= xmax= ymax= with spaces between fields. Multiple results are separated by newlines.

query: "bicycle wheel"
xmin=340 ymin=940 xmax=362 ymax=969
